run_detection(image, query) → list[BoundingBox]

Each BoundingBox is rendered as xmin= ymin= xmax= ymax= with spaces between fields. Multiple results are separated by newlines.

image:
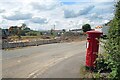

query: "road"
xmin=2 ymin=41 xmax=86 ymax=78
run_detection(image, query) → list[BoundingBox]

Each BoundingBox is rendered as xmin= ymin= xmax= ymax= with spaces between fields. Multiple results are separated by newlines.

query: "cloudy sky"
xmin=0 ymin=0 xmax=116 ymax=30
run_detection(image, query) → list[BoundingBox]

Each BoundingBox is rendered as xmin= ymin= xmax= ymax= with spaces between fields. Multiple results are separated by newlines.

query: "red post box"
xmin=85 ymin=31 xmax=103 ymax=69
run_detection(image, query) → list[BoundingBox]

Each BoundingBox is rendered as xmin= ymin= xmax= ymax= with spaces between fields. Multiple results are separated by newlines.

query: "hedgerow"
xmin=97 ymin=0 xmax=120 ymax=79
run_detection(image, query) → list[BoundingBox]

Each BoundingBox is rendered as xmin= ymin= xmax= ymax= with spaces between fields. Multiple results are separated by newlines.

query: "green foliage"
xmin=26 ymin=31 xmax=38 ymax=36
xmin=96 ymin=1 xmax=120 ymax=79
xmin=96 ymin=53 xmax=111 ymax=73
xmin=82 ymin=24 xmax=91 ymax=32
xmin=21 ymin=23 xmax=27 ymax=29
xmin=9 ymin=26 xmax=18 ymax=35
xmin=8 ymin=24 xmax=32 ymax=37
xmin=105 ymin=1 xmax=120 ymax=79
xmin=40 ymin=32 xmax=43 ymax=35
xmin=62 ymin=29 xmax=66 ymax=33
xmin=50 ymin=29 xmax=54 ymax=35
xmin=93 ymin=73 xmax=101 ymax=78
xmin=2 ymin=29 xmax=9 ymax=39
xmin=23 ymin=27 xmax=31 ymax=33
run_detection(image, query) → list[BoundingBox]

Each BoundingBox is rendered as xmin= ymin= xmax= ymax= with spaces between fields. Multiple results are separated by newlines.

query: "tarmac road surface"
xmin=2 ymin=41 xmax=86 ymax=78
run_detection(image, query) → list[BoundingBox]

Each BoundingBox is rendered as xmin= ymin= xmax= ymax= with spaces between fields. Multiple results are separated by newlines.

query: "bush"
xmin=96 ymin=1 xmax=120 ymax=79
xmin=82 ymin=24 xmax=91 ymax=32
xmin=105 ymin=1 xmax=120 ymax=79
xmin=26 ymin=31 xmax=37 ymax=36
xmin=96 ymin=53 xmax=111 ymax=73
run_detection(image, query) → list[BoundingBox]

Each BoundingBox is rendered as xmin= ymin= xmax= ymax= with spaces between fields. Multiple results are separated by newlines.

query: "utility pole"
xmin=53 ymin=24 xmax=55 ymax=30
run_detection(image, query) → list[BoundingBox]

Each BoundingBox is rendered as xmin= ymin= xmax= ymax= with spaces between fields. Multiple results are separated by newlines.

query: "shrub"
xmin=82 ymin=24 xmax=91 ymax=32
xmin=96 ymin=1 xmax=120 ymax=79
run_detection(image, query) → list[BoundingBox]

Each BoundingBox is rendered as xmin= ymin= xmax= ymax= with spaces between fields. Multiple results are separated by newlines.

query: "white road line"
xmin=27 ymin=52 xmax=79 ymax=78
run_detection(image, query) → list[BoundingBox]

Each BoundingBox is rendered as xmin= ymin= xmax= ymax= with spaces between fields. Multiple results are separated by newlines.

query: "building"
xmin=69 ymin=29 xmax=83 ymax=33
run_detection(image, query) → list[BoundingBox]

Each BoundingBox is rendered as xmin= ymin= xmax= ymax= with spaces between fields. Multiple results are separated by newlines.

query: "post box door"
xmin=86 ymin=39 xmax=93 ymax=67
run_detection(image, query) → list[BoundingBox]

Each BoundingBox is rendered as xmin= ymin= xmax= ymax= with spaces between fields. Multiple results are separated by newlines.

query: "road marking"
xmin=27 ymin=52 xmax=79 ymax=78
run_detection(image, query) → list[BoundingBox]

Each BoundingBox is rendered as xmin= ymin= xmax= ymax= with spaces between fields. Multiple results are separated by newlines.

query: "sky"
xmin=0 ymin=0 xmax=116 ymax=30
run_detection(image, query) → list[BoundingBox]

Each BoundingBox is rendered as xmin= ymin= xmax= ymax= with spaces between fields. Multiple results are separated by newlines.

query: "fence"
xmin=2 ymin=39 xmax=60 ymax=49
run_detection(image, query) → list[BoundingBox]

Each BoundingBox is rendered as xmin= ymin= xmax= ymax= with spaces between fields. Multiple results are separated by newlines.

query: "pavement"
xmin=2 ymin=41 xmax=86 ymax=78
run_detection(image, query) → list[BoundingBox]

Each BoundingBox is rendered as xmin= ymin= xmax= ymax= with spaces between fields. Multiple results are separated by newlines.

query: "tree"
xmin=21 ymin=23 xmax=31 ymax=35
xmin=40 ymin=32 xmax=43 ymax=35
xmin=2 ymin=29 xmax=9 ymax=39
xmin=50 ymin=29 xmax=54 ymax=35
xmin=26 ymin=31 xmax=37 ymax=36
xmin=21 ymin=23 xmax=27 ymax=30
xmin=82 ymin=24 xmax=91 ymax=32
xmin=104 ymin=0 xmax=120 ymax=79
xmin=62 ymin=29 xmax=66 ymax=33
xmin=9 ymin=26 xmax=18 ymax=36
xmin=24 ymin=27 xmax=31 ymax=33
